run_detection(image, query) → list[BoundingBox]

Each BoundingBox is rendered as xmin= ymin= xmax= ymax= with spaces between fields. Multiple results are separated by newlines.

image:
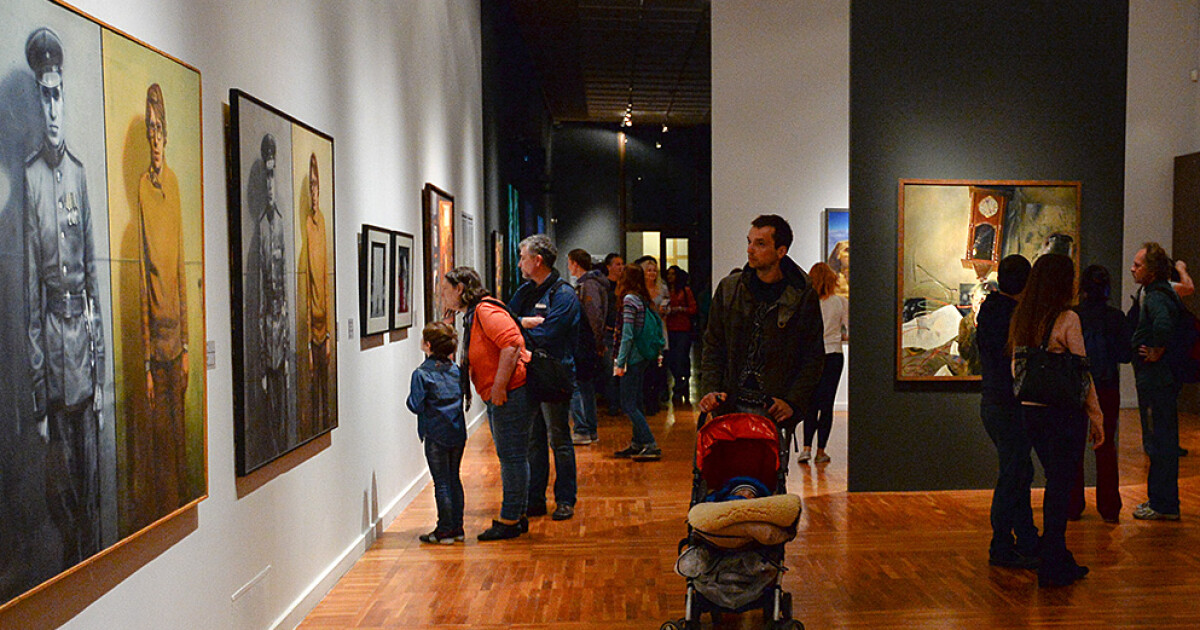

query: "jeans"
xmin=981 ymin=401 xmax=1038 ymax=557
xmin=1139 ymin=383 xmax=1181 ymax=514
xmin=424 ymin=439 xmax=464 ymax=532
xmin=620 ymin=360 xmax=657 ymax=447
xmin=1024 ymin=404 xmax=1087 ymax=576
xmin=528 ymin=398 xmax=578 ymax=508
xmin=1070 ymin=385 xmax=1121 ymax=520
xmin=487 ymin=385 xmax=532 ymax=521
xmin=803 ymin=353 xmax=844 ymax=449
xmin=570 ymin=376 xmax=598 ymax=437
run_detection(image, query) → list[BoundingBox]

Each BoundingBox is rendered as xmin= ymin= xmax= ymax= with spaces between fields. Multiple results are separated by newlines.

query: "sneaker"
xmin=632 ymin=445 xmax=662 ymax=461
xmin=1133 ymin=505 xmax=1181 ymax=521
xmin=552 ymin=504 xmax=575 ymax=520
xmin=797 ymin=450 xmax=812 ymax=463
xmin=614 ymin=444 xmax=641 ymax=458
xmin=418 ymin=529 xmax=459 ymax=545
xmin=572 ymin=432 xmax=595 ymax=445
xmin=813 ymin=453 xmax=831 ymax=464
xmin=477 ymin=519 xmax=523 ymax=541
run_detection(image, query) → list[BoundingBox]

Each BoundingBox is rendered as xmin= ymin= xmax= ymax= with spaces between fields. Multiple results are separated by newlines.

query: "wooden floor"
xmin=301 ymin=402 xmax=1200 ymax=629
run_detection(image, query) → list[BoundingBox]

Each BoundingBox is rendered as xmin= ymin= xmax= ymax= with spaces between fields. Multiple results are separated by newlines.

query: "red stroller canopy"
xmin=696 ymin=413 xmax=780 ymax=493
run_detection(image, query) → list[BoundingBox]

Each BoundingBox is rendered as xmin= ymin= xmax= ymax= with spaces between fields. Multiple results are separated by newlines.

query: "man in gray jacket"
xmin=699 ymin=215 xmax=824 ymax=431
xmin=567 ymin=249 xmax=610 ymax=444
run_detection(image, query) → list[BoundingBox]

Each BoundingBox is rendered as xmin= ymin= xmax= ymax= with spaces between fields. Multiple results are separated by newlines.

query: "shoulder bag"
xmin=1012 ymin=319 xmax=1090 ymax=408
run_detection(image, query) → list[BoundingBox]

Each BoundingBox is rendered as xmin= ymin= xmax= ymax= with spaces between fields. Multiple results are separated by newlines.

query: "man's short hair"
xmin=567 ymin=248 xmax=592 ymax=271
xmin=603 ymin=252 xmax=622 ymax=267
xmin=519 ymin=234 xmax=557 ymax=269
xmin=997 ymin=254 xmax=1031 ymax=295
xmin=146 ymin=83 xmax=166 ymax=140
xmin=1143 ymin=242 xmax=1172 ymax=283
xmin=751 ymin=214 xmax=793 ymax=251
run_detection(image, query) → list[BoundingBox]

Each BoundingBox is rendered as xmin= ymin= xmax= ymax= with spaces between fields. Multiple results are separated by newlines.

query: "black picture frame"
xmin=390 ymin=230 xmax=415 ymax=331
xmin=360 ymin=224 xmax=392 ymax=336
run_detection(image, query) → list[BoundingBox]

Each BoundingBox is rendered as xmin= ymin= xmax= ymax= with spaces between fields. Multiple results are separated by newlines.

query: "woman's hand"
xmin=490 ymin=384 xmax=508 ymax=406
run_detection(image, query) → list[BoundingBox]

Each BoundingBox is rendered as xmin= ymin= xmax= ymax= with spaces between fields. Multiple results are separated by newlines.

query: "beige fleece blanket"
xmin=688 ymin=493 xmax=802 ymax=549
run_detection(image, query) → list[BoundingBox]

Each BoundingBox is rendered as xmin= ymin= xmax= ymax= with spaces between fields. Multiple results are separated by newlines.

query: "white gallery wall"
xmin=0 ymin=1 xmax=483 ymax=629
xmin=712 ymin=0 xmax=1200 ymax=412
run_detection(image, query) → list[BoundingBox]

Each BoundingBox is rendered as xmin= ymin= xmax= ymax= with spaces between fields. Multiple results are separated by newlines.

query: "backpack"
xmin=1139 ymin=286 xmax=1200 ymax=384
xmin=634 ymin=305 xmax=666 ymax=361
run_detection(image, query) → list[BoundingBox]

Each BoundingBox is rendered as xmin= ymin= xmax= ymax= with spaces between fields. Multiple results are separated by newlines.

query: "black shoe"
xmin=519 ymin=516 xmax=529 ymax=533
xmin=614 ymin=444 xmax=641 ymax=458
xmin=632 ymin=445 xmax=662 ymax=461
xmin=526 ymin=503 xmax=548 ymax=517
xmin=552 ymin=504 xmax=575 ymax=521
xmin=418 ymin=529 xmax=459 ymax=545
xmin=989 ymin=549 xmax=1040 ymax=570
xmin=1180 ymin=447 xmax=1190 ymax=457
xmin=477 ymin=520 xmax=523 ymax=541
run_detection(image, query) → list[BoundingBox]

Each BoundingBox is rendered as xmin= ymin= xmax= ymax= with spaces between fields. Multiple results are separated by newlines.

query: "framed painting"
xmin=897 ymin=179 xmax=1080 ymax=381
xmin=360 ymin=225 xmax=392 ymax=336
xmin=390 ymin=230 xmax=414 ymax=331
xmin=228 ymin=88 xmax=337 ymax=476
xmin=823 ymin=208 xmax=849 ymax=300
xmin=0 ymin=0 xmax=207 ymax=611
xmin=422 ymin=183 xmax=454 ymax=324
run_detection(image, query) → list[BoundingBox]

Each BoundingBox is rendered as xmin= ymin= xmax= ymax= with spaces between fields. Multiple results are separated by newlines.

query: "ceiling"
xmin=508 ymin=0 xmax=712 ymax=127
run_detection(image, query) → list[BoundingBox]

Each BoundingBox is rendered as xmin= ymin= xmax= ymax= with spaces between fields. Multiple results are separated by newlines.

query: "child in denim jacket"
xmin=406 ymin=322 xmax=468 ymax=544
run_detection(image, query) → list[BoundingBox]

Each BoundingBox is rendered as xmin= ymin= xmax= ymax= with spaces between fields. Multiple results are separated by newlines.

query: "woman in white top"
xmin=1008 ymin=253 xmax=1103 ymax=588
xmin=798 ymin=262 xmax=848 ymax=464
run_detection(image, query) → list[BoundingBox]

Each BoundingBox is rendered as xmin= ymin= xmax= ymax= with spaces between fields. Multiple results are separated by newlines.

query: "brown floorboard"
xmin=301 ymin=402 xmax=1200 ymax=629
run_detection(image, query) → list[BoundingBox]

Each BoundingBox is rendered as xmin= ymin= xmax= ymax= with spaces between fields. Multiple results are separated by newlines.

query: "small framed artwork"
xmin=422 ymin=183 xmax=455 ymax=324
xmin=491 ymin=230 xmax=505 ymax=298
xmin=359 ymin=225 xmax=392 ymax=336
xmin=390 ymin=230 xmax=414 ymax=331
xmin=823 ymin=208 xmax=849 ymax=300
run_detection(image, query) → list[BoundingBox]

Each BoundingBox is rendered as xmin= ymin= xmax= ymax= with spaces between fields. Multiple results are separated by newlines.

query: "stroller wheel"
xmin=659 ymin=621 xmax=683 ymax=630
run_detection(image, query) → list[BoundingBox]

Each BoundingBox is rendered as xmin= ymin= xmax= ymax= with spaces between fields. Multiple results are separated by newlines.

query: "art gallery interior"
xmin=4 ymin=0 xmax=1200 ymax=628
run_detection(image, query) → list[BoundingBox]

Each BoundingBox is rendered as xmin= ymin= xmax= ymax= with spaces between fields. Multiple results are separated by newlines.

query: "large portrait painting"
xmin=897 ymin=180 xmax=1080 ymax=380
xmin=0 ymin=0 xmax=206 ymax=611
xmin=422 ymin=183 xmax=454 ymax=325
xmin=229 ymin=89 xmax=337 ymax=476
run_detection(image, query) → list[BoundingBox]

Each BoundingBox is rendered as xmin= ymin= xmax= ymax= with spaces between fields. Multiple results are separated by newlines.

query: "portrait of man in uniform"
xmin=303 ymin=152 xmax=330 ymax=437
xmin=23 ymin=25 xmax=104 ymax=568
xmin=136 ymin=82 xmax=189 ymax=518
xmin=256 ymin=132 xmax=293 ymax=455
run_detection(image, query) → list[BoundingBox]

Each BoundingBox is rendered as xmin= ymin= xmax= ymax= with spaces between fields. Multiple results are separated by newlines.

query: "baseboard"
xmin=272 ymin=406 xmax=489 ymax=629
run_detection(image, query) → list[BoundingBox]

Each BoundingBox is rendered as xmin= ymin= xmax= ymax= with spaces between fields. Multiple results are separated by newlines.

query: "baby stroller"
xmin=661 ymin=407 xmax=804 ymax=630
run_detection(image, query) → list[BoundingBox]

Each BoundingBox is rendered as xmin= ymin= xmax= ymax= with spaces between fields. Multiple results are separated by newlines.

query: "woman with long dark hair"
xmin=612 ymin=264 xmax=661 ymax=461
xmin=1008 ymin=254 xmax=1104 ymax=586
xmin=441 ymin=267 xmax=532 ymax=540
xmin=798 ymin=262 xmax=848 ymax=464
xmin=664 ymin=265 xmax=698 ymax=402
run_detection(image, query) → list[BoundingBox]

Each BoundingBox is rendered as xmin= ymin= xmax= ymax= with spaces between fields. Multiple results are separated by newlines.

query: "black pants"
xmin=981 ymin=401 xmax=1038 ymax=557
xmin=1024 ymin=404 xmax=1087 ymax=577
xmin=803 ymin=353 xmax=844 ymax=449
xmin=45 ymin=402 xmax=101 ymax=568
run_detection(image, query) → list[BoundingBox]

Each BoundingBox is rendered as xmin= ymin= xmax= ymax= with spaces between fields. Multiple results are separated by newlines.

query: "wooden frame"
xmin=390 ymin=230 xmax=414 ymax=331
xmin=0 ymin=0 xmax=207 ymax=611
xmin=360 ymin=225 xmax=392 ymax=336
xmin=422 ymin=183 xmax=455 ymax=325
xmin=228 ymin=88 xmax=338 ymax=475
xmin=897 ymin=179 xmax=1081 ymax=381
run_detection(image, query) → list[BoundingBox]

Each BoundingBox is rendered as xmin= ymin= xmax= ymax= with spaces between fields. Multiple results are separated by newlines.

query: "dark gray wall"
xmin=848 ymin=0 xmax=1128 ymax=491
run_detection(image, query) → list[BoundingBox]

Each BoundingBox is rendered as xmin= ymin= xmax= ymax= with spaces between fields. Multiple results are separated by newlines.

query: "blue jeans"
xmin=620 ymin=360 xmax=656 ymax=447
xmin=528 ymin=398 xmax=578 ymax=508
xmin=423 ymin=439 xmax=464 ymax=532
xmin=981 ymin=401 xmax=1038 ymax=557
xmin=1139 ymin=383 xmax=1181 ymax=514
xmin=1024 ymin=404 xmax=1087 ymax=575
xmin=570 ymin=377 xmax=598 ymax=437
xmin=487 ymin=386 xmax=532 ymax=521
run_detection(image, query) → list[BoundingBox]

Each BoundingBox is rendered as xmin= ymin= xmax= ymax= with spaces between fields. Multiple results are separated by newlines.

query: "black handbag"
xmin=482 ymin=297 xmax=574 ymax=403
xmin=1013 ymin=322 xmax=1091 ymax=408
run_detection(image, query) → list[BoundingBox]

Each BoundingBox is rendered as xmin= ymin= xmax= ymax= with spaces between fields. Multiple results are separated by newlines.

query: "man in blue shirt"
xmin=508 ymin=235 xmax=581 ymax=521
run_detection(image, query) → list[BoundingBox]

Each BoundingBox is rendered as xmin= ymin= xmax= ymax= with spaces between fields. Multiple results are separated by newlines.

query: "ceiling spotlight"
xmin=655 ymin=141 xmax=662 ymax=149
xmin=662 ymin=124 xmax=669 ymax=133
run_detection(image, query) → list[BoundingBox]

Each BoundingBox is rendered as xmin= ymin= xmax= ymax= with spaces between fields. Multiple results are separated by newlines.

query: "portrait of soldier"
xmin=303 ymin=153 xmax=330 ymax=434
xmin=137 ymin=82 xmax=189 ymax=516
xmin=256 ymin=132 xmax=292 ymax=451
xmin=23 ymin=26 xmax=104 ymax=567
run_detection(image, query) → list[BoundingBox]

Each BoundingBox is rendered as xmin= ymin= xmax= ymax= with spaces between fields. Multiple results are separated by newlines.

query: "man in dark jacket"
xmin=698 ymin=215 xmax=824 ymax=430
xmin=509 ymin=235 xmax=581 ymax=521
xmin=566 ymin=249 xmax=610 ymax=445
xmin=1130 ymin=242 xmax=1182 ymax=521
xmin=976 ymin=254 xmax=1038 ymax=568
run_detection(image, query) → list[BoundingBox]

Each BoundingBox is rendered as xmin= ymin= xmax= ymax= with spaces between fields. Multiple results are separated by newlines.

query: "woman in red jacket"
xmin=664 ymin=265 xmax=698 ymax=403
